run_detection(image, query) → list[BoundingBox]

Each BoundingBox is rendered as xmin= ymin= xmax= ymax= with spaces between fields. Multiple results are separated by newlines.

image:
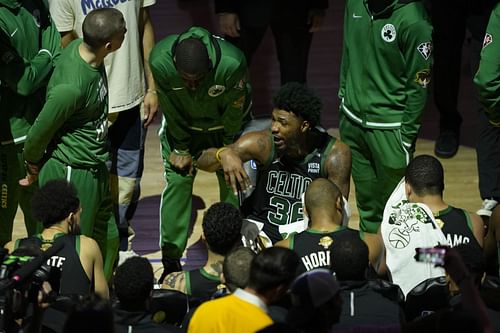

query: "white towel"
xmin=381 ymin=178 xmax=447 ymax=297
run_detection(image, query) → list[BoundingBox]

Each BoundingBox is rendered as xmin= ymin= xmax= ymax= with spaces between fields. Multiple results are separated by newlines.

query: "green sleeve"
xmin=23 ymin=84 xmax=80 ymax=163
xmin=474 ymin=4 xmax=500 ymax=125
xmin=0 ymin=29 xmax=54 ymax=96
xmin=41 ymin=16 xmax=62 ymax=65
xmin=400 ymin=20 xmax=433 ymax=148
xmin=221 ymin=61 xmax=249 ymax=145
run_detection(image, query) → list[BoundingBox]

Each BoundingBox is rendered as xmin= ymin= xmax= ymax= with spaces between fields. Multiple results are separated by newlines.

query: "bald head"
xmin=305 ymin=179 xmax=342 ymax=222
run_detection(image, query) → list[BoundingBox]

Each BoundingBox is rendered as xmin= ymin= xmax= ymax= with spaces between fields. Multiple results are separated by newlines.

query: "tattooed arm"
xmin=161 ymin=271 xmax=187 ymax=294
xmin=197 ymin=129 xmax=273 ymax=194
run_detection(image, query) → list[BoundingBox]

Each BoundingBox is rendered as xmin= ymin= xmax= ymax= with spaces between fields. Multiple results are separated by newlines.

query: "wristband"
xmin=215 ymin=147 xmax=228 ymax=162
xmin=173 ymin=149 xmax=190 ymax=156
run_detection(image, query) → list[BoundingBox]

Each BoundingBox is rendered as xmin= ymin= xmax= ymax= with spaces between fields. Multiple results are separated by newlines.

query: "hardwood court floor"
xmin=12 ymin=123 xmax=481 ymax=280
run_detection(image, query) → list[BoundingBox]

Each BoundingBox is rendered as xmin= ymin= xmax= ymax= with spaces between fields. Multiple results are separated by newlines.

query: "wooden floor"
xmin=12 ymin=123 xmax=481 ymax=279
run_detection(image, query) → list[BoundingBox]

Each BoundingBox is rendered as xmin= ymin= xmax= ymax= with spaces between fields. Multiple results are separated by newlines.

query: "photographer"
xmin=4 ymin=179 xmax=108 ymax=298
xmin=0 ymin=245 xmax=55 ymax=333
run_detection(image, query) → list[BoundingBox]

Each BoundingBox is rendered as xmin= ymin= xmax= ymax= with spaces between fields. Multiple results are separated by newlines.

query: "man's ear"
xmin=105 ymin=41 xmax=113 ymax=51
xmin=404 ymin=182 xmax=412 ymax=199
xmin=301 ymin=120 xmax=310 ymax=133
xmin=67 ymin=211 xmax=75 ymax=223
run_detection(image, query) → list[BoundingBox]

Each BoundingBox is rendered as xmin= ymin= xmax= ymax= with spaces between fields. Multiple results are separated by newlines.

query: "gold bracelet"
xmin=215 ymin=147 xmax=228 ymax=162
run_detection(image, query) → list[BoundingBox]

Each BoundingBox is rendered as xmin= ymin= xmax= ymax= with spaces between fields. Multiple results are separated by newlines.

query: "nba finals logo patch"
xmin=318 ymin=236 xmax=333 ymax=249
xmin=483 ymin=33 xmax=493 ymax=49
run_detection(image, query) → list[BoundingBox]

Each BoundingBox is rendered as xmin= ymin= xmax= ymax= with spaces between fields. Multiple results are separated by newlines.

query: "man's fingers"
xmin=229 ymin=173 xmax=239 ymax=194
xmin=19 ymin=175 xmax=36 ymax=187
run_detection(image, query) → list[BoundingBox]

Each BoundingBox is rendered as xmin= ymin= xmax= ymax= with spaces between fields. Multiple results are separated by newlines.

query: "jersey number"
xmin=267 ymin=196 xmax=303 ymax=226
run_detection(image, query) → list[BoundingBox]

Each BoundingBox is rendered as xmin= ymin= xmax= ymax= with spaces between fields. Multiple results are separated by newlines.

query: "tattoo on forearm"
xmin=164 ymin=272 xmax=180 ymax=289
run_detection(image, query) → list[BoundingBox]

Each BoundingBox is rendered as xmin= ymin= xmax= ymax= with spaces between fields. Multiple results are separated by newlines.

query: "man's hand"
xmin=218 ymin=148 xmax=251 ymax=194
xmin=19 ymin=161 xmax=39 ymax=186
xmin=143 ymin=90 xmax=159 ymax=128
xmin=169 ymin=150 xmax=193 ymax=172
xmin=219 ymin=13 xmax=240 ymax=37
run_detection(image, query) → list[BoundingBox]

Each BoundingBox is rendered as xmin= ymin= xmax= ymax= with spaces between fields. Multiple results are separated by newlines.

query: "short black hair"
xmin=405 ymin=155 xmax=444 ymax=196
xmin=31 ymin=179 xmax=80 ymax=228
xmin=202 ymin=202 xmax=242 ymax=256
xmin=223 ymin=246 xmax=255 ymax=292
xmin=174 ymin=37 xmax=211 ymax=75
xmin=114 ymin=256 xmax=154 ymax=310
xmin=248 ymin=247 xmax=300 ymax=294
xmin=330 ymin=232 xmax=368 ymax=281
xmin=272 ymin=82 xmax=322 ymax=127
xmin=83 ymin=8 xmax=124 ymax=49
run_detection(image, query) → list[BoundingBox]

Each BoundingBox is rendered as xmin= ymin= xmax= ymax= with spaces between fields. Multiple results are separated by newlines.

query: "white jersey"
xmin=48 ymin=0 xmax=156 ymax=113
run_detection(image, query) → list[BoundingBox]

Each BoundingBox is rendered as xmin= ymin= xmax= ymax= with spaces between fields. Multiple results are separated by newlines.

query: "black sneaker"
xmin=158 ymin=257 xmax=182 ymax=284
xmin=435 ymin=130 xmax=459 ymax=158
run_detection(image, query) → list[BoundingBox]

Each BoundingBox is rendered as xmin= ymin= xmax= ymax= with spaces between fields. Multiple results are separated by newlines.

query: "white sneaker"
xmin=118 ymin=249 xmax=139 ymax=266
xmin=477 ymin=199 xmax=498 ymax=217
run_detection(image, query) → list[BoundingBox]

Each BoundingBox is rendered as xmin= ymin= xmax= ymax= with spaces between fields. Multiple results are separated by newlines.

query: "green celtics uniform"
xmin=0 ymin=0 xmax=61 ymax=245
xmin=150 ymin=26 xmax=251 ymax=259
xmin=23 ymin=39 xmax=118 ymax=279
xmin=339 ymin=0 xmax=432 ymax=233
xmin=475 ymin=2 xmax=500 ymax=126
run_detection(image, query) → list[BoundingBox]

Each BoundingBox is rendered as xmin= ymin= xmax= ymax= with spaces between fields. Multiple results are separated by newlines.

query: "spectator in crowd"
xmin=330 ymin=231 xmax=403 ymax=331
xmin=403 ymin=247 xmax=495 ymax=333
xmin=276 ymin=178 xmax=358 ymax=274
xmin=48 ymin=0 xmax=159 ymax=257
xmin=286 ymin=269 xmax=343 ymax=333
xmin=149 ymin=26 xmax=252 ymax=282
xmin=222 ymin=246 xmax=256 ymax=293
xmin=214 ymin=0 xmax=328 ymax=84
xmin=113 ymin=256 xmax=179 ymax=333
xmin=20 ymin=8 xmax=127 ymax=279
xmin=162 ymin=202 xmax=242 ymax=299
xmin=187 ymin=247 xmax=300 ymax=333
xmin=338 ymin=0 xmax=432 ymax=236
xmin=63 ymin=295 xmax=115 ymax=333
xmin=197 ymin=82 xmax=351 ymax=244
xmin=0 ymin=0 xmax=61 ymax=246
xmin=5 ymin=179 xmax=108 ymax=298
